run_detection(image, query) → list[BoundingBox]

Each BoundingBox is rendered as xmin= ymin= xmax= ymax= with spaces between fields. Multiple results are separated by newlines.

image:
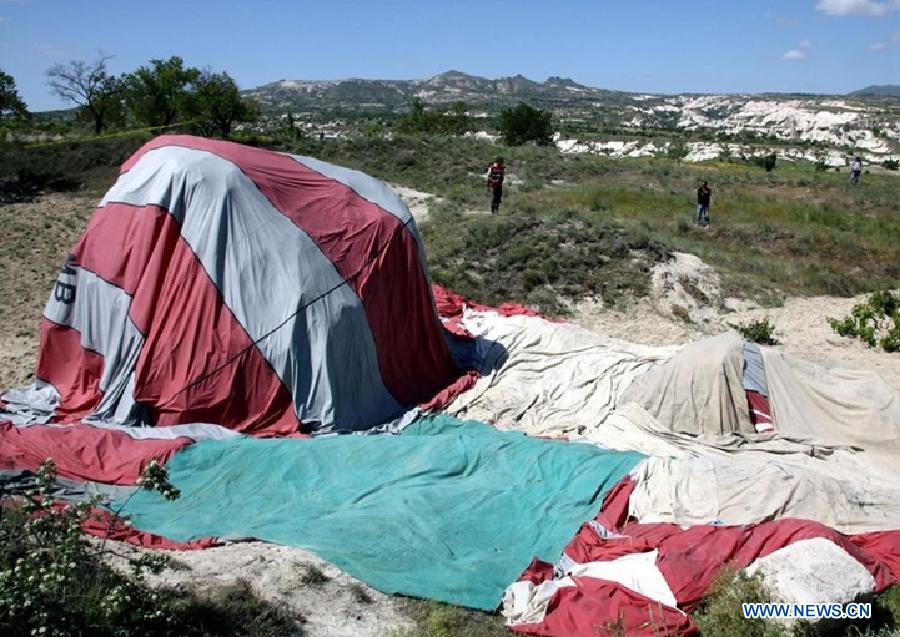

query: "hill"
xmin=849 ymin=85 xmax=900 ymax=98
xmin=243 ymin=70 xmax=627 ymax=113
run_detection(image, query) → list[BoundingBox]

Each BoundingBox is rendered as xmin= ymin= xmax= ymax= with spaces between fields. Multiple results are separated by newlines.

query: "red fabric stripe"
xmin=72 ymin=202 xmax=301 ymax=436
xmin=113 ymin=207 xmax=299 ymax=436
xmin=72 ymin=203 xmax=175 ymax=295
xmin=36 ymin=319 xmax=104 ymax=423
xmin=0 ymin=422 xmax=190 ymax=485
xmin=432 ymin=284 xmax=543 ymax=320
xmin=849 ymin=531 xmax=900 ymax=582
xmin=511 ymin=477 xmax=900 ymax=636
xmin=510 ymin=564 xmax=696 ymax=637
xmin=124 ymin=135 xmax=459 ymax=406
xmin=746 ymin=390 xmax=772 ymax=426
xmin=418 ymin=369 xmax=479 ymax=411
xmin=623 ymin=520 xmax=897 ymax=608
xmin=564 ymin=516 xmax=898 ymax=610
xmin=597 ymin=477 xmax=638 ymax=531
xmin=80 ymin=506 xmax=220 ymax=550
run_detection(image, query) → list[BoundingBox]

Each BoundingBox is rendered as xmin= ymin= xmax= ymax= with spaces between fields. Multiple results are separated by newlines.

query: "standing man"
xmin=696 ymin=180 xmax=712 ymax=228
xmin=850 ymin=156 xmax=862 ymax=185
xmin=486 ymin=157 xmax=505 ymax=214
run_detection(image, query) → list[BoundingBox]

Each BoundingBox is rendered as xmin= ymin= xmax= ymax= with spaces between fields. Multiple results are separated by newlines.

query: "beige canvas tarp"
xmin=621 ymin=332 xmax=755 ymax=436
xmin=447 ymin=313 xmax=673 ymax=436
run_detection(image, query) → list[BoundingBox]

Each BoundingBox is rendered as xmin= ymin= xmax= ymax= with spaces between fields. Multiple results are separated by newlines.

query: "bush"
xmin=883 ymin=160 xmax=899 ymax=171
xmin=729 ymin=318 xmax=777 ymax=345
xmin=828 ymin=290 xmax=900 ymax=352
xmin=751 ymin=154 xmax=777 ymax=172
xmin=0 ymin=460 xmax=180 ymax=636
xmin=693 ymin=568 xmax=781 ymax=637
xmin=666 ymin=141 xmax=688 ymax=162
xmin=0 ymin=459 xmax=296 ymax=637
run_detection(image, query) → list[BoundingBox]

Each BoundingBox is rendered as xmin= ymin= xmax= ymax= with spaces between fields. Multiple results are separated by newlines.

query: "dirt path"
xmin=389 ymin=184 xmax=442 ymax=224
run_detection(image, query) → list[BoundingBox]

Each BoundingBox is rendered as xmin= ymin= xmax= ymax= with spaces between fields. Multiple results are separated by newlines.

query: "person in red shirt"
xmin=486 ymin=157 xmax=505 ymax=214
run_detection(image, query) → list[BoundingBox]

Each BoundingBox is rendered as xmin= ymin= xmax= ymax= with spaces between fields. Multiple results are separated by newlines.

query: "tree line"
xmin=396 ymin=98 xmax=553 ymax=146
xmin=0 ymin=54 xmax=259 ymax=138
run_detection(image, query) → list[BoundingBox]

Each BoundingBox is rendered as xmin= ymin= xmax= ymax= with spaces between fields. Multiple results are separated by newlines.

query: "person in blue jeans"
xmin=850 ymin=157 xmax=862 ymax=185
xmin=696 ymin=181 xmax=711 ymax=227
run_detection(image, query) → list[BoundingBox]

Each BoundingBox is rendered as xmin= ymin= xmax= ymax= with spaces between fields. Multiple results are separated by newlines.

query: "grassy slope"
xmin=288 ymin=135 xmax=899 ymax=308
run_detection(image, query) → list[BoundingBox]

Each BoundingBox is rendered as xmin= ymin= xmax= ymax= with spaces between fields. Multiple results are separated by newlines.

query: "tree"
xmin=46 ymin=54 xmax=122 ymax=134
xmin=396 ymin=98 xmax=439 ymax=134
xmin=498 ymin=103 xmax=553 ymax=146
xmin=0 ymin=68 xmax=29 ymax=120
xmin=751 ymin=153 xmax=777 ymax=171
xmin=667 ymin=140 xmax=688 ymax=162
xmin=446 ymin=101 xmax=473 ymax=136
xmin=123 ymin=56 xmax=200 ymax=127
xmin=189 ymin=70 xmax=258 ymax=138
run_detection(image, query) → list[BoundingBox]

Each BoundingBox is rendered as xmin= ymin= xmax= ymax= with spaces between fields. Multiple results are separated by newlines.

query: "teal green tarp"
xmin=116 ymin=415 xmax=643 ymax=609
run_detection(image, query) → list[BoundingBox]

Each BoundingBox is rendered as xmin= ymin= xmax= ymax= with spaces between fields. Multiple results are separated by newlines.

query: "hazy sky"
xmin=1 ymin=0 xmax=898 ymax=111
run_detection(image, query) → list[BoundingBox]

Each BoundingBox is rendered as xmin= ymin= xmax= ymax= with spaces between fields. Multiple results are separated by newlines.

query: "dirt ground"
xmin=103 ymin=541 xmax=412 ymax=637
xmin=0 ymin=192 xmax=102 ymax=391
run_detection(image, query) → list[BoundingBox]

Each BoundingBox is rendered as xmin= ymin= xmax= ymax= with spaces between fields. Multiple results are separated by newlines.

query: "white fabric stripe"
xmin=502 ymin=550 xmax=681 ymax=626
xmin=83 ymin=421 xmax=241 ymax=441
xmin=4 ymin=419 xmax=240 ymax=442
xmin=100 ymin=146 xmax=402 ymax=430
xmin=43 ymin=265 xmax=145 ymax=403
xmin=562 ymin=550 xmax=679 ymax=609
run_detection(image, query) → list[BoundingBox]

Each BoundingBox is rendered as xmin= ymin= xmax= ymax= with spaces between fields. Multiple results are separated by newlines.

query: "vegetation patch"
xmin=422 ymin=208 xmax=665 ymax=314
xmin=0 ymin=460 xmax=300 ymax=637
xmin=693 ymin=568 xmax=782 ymax=637
xmin=828 ymin=290 xmax=900 ymax=352
xmin=730 ymin=318 xmax=778 ymax=345
xmin=388 ymin=599 xmax=508 ymax=637
xmin=298 ymin=564 xmax=330 ymax=586
xmin=348 ymin=582 xmax=373 ymax=604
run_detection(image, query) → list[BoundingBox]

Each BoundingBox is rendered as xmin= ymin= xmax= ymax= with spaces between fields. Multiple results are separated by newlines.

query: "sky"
xmin=1 ymin=0 xmax=898 ymax=111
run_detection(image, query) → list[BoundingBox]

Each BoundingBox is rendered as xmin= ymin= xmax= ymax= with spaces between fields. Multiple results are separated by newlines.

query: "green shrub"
xmin=0 ymin=459 xmax=297 ymax=637
xmin=729 ymin=318 xmax=778 ymax=345
xmin=694 ymin=568 xmax=784 ymax=637
xmin=883 ymin=160 xmax=899 ymax=171
xmin=828 ymin=290 xmax=900 ymax=352
xmin=298 ymin=564 xmax=329 ymax=585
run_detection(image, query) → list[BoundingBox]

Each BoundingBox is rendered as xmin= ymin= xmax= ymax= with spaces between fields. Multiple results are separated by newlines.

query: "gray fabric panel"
xmin=94 ymin=372 xmax=143 ymax=425
xmin=101 ymin=146 xmax=402 ymax=430
xmin=0 ymin=470 xmax=137 ymax=504
xmin=742 ymin=342 xmax=769 ymax=396
xmin=0 ymin=381 xmax=59 ymax=424
xmin=43 ymin=266 xmax=145 ymax=400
